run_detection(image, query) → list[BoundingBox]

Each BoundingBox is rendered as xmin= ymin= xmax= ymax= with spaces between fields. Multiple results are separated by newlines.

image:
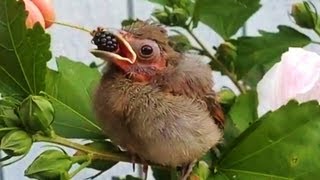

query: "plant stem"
xmin=50 ymin=21 xmax=92 ymax=33
xmin=33 ymin=134 xmax=130 ymax=162
xmin=33 ymin=134 xmax=170 ymax=170
xmin=185 ymin=28 xmax=246 ymax=93
xmin=311 ymin=40 xmax=320 ymax=45
xmin=69 ymin=160 xmax=92 ymax=178
xmin=314 ymin=26 xmax=320 ymax=37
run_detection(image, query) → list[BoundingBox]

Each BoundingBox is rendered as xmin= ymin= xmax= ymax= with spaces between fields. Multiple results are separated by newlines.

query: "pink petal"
xmin=257 ymin=48 xmax=320 ymax=117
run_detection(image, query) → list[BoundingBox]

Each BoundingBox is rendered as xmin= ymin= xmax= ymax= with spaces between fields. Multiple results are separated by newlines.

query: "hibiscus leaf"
xmin=45 ymin=57 xmax=104 ymax=139
xmin=216 ymin=100 xmax=320 ymax=179
xmin=228 ymin=91 xmax=258 ymax=133
xmin=231 ymin=25 xmax=311 ymax=82
xmin=0 ymin=0 xmax=51 ymax=97
xmin=193 ymin=0 xmax=261 ymax=39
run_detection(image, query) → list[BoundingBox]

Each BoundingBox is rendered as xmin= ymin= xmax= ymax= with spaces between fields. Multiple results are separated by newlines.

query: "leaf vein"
xmin=224 ymin=118 xmax=313 ymax=168
xmin=5 ymin=0 xmax=33 ymax=94
xmin=220 ymin=168 xmax=293 ymax=180
xmin=0 ymin=66 xmax=29 ymax=94
xmin=46 ymin=94 xmax=102 ymax=131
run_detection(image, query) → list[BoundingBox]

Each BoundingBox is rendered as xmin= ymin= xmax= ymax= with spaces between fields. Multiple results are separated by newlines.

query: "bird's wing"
xmin=204 ymin=93 xmax=225 ymax=128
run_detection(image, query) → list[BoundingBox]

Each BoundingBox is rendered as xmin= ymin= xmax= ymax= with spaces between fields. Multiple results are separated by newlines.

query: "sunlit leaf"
xmin=231 ymin=26 xmax=311 ymax=81
xmin=229 ymin=91 xmax=258 ymax=133
xmin=45 ymin=57 xmax=104 ymax=139
xmin=193 ymin=0 xmax=261 ymax=39
xmin=217 ymin=101 xmax=320 ymax=179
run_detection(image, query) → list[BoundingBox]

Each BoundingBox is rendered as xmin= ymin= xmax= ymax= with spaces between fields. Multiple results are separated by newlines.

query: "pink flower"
xmin=23 ymin=0 xmax=55 ymax=29
xmin=257 ymin=48 xmax=320 ymax=117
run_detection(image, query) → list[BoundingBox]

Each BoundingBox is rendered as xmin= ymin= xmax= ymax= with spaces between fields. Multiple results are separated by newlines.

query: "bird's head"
xmin=90 ymin=21 xmax=179 ymax=82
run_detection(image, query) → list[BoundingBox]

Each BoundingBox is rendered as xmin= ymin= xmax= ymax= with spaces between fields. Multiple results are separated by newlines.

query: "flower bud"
xmin=25 ymin=150 xmax=72 ymax=180
xmin=172 ymin=7 xmax=189 ymax=27
xmin=291 ymin=2 xmax=316 ymax=29
xmin=0 ymin=108 xmax=21 ymax=127
xmin=23 ymin=0 xmax=55 ymax=29
xmin=0 ymin=125 xmax=18 ymax=139
xmin=152 ymin=9 xmax=171 ymax=26
xmin=23 ymin=0 xmax=45 ymax=28
xmin=19 ymin=96 xmax=54 ymax=133
xmin=31 ymin=0 xmax=55 ymax=28
xmin=218 ymin=89 xmax=236 ymax=105
xmin=189 ymin=161 xmax=210 ymax=180
xmin=216 ymin=42 xmax=237 ymax=72
xmin=1 ymin=130 xmax=32 ymax=156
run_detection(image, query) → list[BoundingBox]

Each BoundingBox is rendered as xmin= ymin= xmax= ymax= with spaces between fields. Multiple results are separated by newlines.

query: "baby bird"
xmin=91 ymin=21 xmax=224 ymax=179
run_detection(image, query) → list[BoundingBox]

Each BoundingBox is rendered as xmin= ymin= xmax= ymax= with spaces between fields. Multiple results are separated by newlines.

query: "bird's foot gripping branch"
xmin=2 ymin=0 xmax=320 ymax=180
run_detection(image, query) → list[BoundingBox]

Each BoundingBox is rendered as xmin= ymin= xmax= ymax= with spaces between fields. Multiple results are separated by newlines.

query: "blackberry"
xmin=92 ymin=31 xmax=118 ymax=52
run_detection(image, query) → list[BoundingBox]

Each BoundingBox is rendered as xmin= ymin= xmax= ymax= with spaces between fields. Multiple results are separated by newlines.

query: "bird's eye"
xmin=140 ymin=45 xmax=154 ymax=58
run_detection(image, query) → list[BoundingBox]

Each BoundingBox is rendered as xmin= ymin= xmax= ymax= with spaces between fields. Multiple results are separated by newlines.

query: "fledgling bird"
xmin=90 ymin=21 xmax=224 ymax=179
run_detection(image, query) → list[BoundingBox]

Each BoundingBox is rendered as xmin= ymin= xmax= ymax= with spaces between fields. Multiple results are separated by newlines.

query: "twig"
xmin=33 ymin=134 xmax=130 ymax=162
xmin=311 ymin=40 xmax=320 ymax=45
xmin=33 ymin=134 xmax=168 ymax=169
xmin=185 ymin=28 xmax=246 ymax=93
xmin=49 ymin=20 xmax=92 ymax=33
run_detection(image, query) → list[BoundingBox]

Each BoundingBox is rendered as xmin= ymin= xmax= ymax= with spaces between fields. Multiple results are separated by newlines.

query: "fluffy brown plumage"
xmin=91 ymin=21 xmax=224 ymax=168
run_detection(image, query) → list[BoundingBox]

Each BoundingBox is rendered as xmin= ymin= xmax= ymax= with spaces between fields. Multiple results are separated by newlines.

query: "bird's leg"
xmin=130 ymin=153 xmax=149 ymax=180
xmin=136 ymin=156 xmax=149 ymax=180
xmin=142 ymin=163 xmax=149 ymax=180
xmin=130 ymin=153 xmax=137 ymax=172
xmin=180 ymin=161 xmax=196 ymax=180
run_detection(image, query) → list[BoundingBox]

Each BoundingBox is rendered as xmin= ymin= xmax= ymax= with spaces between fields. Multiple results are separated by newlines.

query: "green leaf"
xmin=193 ymin=0 xmax=261 ymax=39
xmin=74 ymin=140 xmax=120 ymax=171
xmin=152 ymin=167 xmax=176 ymax=180
xmin=242 ymin=64 xmax=269 ymax=89
xmin=0 ymin=0 xmax=51 ymax=96
xmin=229 ymin=91 xmax=258 ymax=133
xmin=45 ymin=57 xmax=104 ymax=139
xmin=217 ymin=101 xmax=320 ymax=179
xmin=25 ymin=149 xmax=72 ymax=180
xmin=231 ymin=26 xmax=311 ymax=80
xmin=222 ymin=117 xmax=241 ymax=151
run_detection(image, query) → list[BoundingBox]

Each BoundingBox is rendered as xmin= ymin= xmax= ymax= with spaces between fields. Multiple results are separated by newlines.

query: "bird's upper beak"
xmin=90 ymin=30 xmax=137 ymax=66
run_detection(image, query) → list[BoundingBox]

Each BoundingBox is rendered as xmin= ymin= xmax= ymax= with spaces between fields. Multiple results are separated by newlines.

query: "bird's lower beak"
xmin=90 ymin=31 xmax=136 ymax=65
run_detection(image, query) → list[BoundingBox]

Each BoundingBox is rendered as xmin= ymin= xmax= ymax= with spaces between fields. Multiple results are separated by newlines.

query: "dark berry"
xmin=92 ymin=31 xmax=118 ymax=52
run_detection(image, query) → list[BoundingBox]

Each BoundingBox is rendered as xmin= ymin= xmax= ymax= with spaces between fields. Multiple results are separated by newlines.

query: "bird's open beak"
xmin=90 ymin=31 xmax=137 ymax=65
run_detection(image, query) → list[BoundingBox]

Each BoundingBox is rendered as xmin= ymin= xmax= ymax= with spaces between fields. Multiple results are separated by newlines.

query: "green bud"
xmin=291 ymin=2 xmax=316 ymax=29
xmin=216 ymin=42 xmax=237 ymax=72
xmin=0 ymin=125 xmax=18 ymax=139
xmin=121 ymin=19 xmax=136 ymax=27
xmin=172 ymin=7 xmax=189 ymax=27
xmin=152 ymin=9 xmax=171 ymax=26
xmin=0 ymin=108 xmax=21 ymax=127
xmin=1 ymin=130 xmax=32 ymax=156
xmin=19 ymin=95 xmax=54 ymax=133
xmin=218 ymin=88 xmax=236 ymax=105
xmin=25 ymin=149 xmax=72 ymax=180
xmin=190 ymin=161 xmax=210 ymax=180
